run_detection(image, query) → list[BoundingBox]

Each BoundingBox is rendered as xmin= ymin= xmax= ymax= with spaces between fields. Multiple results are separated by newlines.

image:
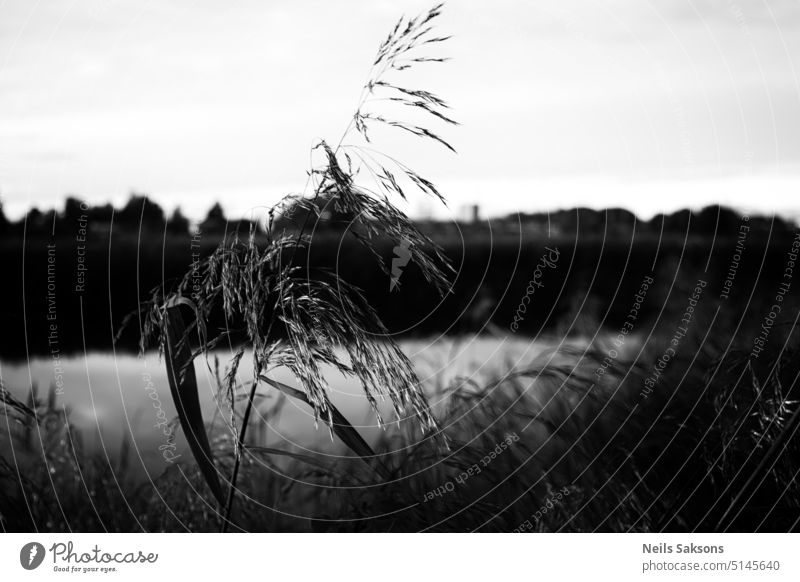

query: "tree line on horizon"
xmin=0 ymin=194 xmax=234 ymax=238
xmin=0 ymin=193 xmax=795 ymax=239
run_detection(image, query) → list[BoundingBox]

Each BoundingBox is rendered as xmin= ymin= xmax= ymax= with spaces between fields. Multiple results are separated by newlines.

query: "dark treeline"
xmin=1 ymin=194 xmax=798 ymax=238
xmin=1 ymin=195 xmax=798 ymax=358
xmin=0 ymin=195 xmax=252 ymax=238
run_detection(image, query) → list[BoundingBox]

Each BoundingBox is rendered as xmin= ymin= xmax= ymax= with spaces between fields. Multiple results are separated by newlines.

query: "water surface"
xmin=1 ymin=335 xmax=588 ymax=478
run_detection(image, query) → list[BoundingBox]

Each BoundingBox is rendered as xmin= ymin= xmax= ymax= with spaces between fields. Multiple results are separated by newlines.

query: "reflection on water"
xmin=1 ymin=335 xmax=573 ymax=478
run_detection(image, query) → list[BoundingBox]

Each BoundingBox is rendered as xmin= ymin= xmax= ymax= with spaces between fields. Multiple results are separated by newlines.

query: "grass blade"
xmin=164 ymin=304 xmax=225 ymax=505
xmin=246 ymin=445 xmax=369 ymax=486
xmin=259 ymin=375 xmax=391 ymax=480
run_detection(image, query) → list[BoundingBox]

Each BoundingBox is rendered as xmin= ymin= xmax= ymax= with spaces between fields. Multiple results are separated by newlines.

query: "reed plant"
xmin=134 ymin=4 xmax=457 ymax=530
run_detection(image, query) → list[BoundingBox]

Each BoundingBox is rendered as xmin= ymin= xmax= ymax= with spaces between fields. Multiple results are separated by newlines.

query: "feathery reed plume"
xmin=135 ymin=3 xmax=457 ymax=525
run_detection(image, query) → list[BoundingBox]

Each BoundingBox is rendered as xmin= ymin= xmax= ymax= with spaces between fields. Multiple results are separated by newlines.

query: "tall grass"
xmin=3 ymin=310 xmax=798 ymax=531
xmin=0 ymin=383 xmax=140 ymax=531
xmin=265 ymin=309 xmax=799 ymax=532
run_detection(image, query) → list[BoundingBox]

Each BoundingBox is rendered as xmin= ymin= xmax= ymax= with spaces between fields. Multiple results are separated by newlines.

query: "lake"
xmin=2 ymin=335 xmax=581 ymax=479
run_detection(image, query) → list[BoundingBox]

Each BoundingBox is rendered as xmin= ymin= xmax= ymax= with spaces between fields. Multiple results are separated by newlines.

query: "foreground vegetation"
xmin=2 ymin=304 xmax=799 ymax=532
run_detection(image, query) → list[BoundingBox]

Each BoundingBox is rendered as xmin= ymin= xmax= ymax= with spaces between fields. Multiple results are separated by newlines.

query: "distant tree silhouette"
xmin=604 ymin=207 xmax=637 ymax=234
xmin=550 ymin=207 xmax=603 ymax=235
xmin=694 ymin=205 xmax=741 ymax=235
xmin=62 ymin=196 xmax=87 ymax=224
xmin=88 ymin=203 xmax=114 ymax=224
xmin=167 ymin=207 xmax=190 ymax=235
xmin=117 ymin=194 xmax=166 ymax=231
xmin=650 ymin=209 xmax=692 ymax=234
xmin=200 ymin=202 xmax=227 ymax=234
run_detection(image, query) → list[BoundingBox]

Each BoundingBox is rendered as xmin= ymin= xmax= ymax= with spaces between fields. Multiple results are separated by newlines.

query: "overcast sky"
xmin=2 ymin=0 xmax=800 ymax=221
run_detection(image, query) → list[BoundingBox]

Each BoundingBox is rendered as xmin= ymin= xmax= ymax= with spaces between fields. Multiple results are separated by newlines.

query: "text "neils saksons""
xmin=643 ymin=543 xmax=723 ymax=554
